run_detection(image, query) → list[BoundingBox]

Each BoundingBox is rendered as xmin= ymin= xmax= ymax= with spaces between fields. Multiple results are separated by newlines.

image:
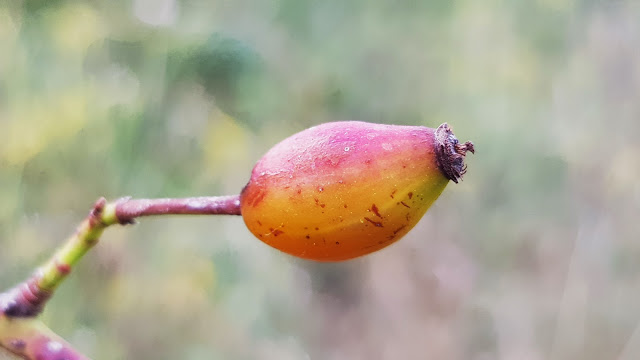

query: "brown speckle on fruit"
xmin=364 ymin=217 xmax=383 ymax=227
xmin=393 ymin=225 xmax=407 ymax=235
xmin=371 ymin=204 xmax=382 ymax=218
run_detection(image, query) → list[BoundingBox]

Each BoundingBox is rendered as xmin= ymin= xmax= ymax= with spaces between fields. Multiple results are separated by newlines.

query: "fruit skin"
xmin=240 ymin=121 xmax=469 ymax=261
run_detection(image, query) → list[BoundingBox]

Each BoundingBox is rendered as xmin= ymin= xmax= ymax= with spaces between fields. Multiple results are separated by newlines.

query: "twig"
xmin=0 ymin=317 xmax=89 ymax=360
xmin=0 ymin=195 xmax=241 ymax=359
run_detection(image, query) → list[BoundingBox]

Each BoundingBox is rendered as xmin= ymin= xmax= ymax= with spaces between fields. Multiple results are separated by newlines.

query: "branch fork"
xmin=0 ymin=195 xmax=241 ymax=359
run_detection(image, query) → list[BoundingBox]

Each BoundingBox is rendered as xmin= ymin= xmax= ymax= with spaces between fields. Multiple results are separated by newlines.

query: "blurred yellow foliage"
xmin=50 ymin=4 xmax=105 ymax=55
xmin=203 ymin=112 xmax=250 ymax=175
xmin=105 ymin=253 xmax=216 ymax=320
xmin=0 ymin=10 xmax=19 ymax=49
xmin=0 ymin=10 xmax=20 ymax=76
xmin=1 ymin=89 xmax=90 ymax=166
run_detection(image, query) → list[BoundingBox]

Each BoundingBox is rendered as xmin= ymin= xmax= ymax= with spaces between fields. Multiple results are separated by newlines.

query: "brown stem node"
xmin=0 ymin=275 xmax=51 ymax=318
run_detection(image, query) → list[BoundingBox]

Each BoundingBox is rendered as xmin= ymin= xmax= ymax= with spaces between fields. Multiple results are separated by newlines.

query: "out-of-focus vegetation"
xmin=1 ymin=0 xmax=639 ymax=359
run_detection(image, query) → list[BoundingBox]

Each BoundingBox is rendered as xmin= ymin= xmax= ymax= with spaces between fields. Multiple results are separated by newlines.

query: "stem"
xmin=0 ymin=317 xmax=89 ymax=360
xmin=111 ymin=195 xmax=242 ymax=223
xmin=0 ymin=194 xmax=242 ymax=359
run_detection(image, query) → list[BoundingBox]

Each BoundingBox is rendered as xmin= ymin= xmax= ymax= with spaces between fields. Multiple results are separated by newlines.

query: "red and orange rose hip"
xmin=240 ymin=121 xmax=474 ymax=261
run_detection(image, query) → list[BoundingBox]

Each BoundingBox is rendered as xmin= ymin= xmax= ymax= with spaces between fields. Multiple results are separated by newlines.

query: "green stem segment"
xmin=40 ymin=198 xmax=112 ymax=293
xmin=0 ymin=195 xmax=241 ymax=359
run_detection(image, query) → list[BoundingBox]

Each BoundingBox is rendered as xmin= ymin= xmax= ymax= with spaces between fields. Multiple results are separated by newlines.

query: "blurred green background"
xmin=1 ymin=0 xmax=639 ymax=359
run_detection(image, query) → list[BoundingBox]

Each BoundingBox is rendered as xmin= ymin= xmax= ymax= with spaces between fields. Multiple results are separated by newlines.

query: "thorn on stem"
xmin=54 ymin=260 xmax=71 ymax=276
xmin=88 ymin=197 xmax=107 ymax=227
xmin=92 ymin=197 xmax=106 ymax=214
